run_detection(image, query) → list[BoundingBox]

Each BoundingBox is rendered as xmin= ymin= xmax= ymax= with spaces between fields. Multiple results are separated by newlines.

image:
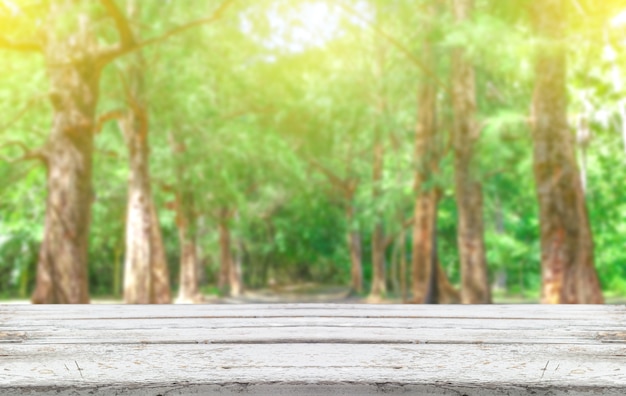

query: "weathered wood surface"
xmin=0 ymin=304 xmax=625 ymax=395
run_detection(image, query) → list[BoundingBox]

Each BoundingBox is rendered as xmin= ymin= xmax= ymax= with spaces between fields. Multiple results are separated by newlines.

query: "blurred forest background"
xmin=0 ymin=0 xmax=625 ymax=304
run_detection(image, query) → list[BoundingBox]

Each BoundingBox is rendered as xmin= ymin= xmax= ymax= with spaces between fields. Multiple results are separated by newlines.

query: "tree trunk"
xmin=531 ymin=0 xmax=603 ymax=304
xmin=176 ymin=201 xmax=202 ymax=303
xmin=413 ymin=194 xmax=458 ymax=304
xmin=370 ymin=222 xmax=386 ymax=297
xmin=451 ymin=0 xmax=491 ymax=304
xmin=218 ymin=209 xmax=243 ymax=297
xmin=166 ymin=127 xmax=202 ymax=303
xmin=345 ymin=205 xmax=363 ymax=293
xmin=437 ymin=261 xmax=461 ymax=304
xmin=576 ymin=94 xmax=593 ymax=193
xmin=112 ymin=241 xmax=123 ymax=297
xmin=412 ymin=191 xmax=438 ymax=303
xmin=370 ymin=142 xmax=386 ymax=299
xmin=234 ymin=234 xmax=245 ymax=294
xmin=168 ymin=189 xmax=201 ymax=303
xmin=411 ymin=18 xmax=438 ymax=303
xmin=218 ymin=222 xmax=229 ymax=293
xmin=32 ymin=112 xmax=94 ymax=304
xmin=32 ymin=4 xmax=100 ymax=303
xmin=120 ymin=102 xmax=171 ymax=304
xmin=122 ymin=121 xmax=150 ymax=303
xmin=230 ymin=246 xmax=243 ymax=297
xmin=400 ymin=228 xmax=408 ymax=303
xmin=120 ymin=0 xmax=171 ymax=304
xmin=427 ymin=216 xmax=439 ymax=304
xmin=390 ymin=233 xmax=400 ymax=295
xmin=149 ymin=203 xmax=171 ymax=300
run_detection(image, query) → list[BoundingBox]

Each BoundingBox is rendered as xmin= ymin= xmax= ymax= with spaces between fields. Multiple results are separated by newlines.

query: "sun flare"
xmin=241 ymin=1 xmax=347 ymax=54
xmin=269 ymin=2 xmax=340 ymax=52
xmin=0 ymin=0 xmax=44 ymax=38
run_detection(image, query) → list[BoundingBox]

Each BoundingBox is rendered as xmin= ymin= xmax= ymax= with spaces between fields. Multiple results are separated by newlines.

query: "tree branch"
xmin=97 ymin=148 xmax=120 ymax=159
xmin=95 ymin=109 xmax=127 ymax=133
xmin=384 ymin=217 xmax=414 ymax=248
xmin=0 ymin=94 xmax=46 ymax=133
xmin=100 ymin=0 xmax=136 ymax=49
xmin=138 ymin=0 xmax=234 ymax=48
xmin=334 ymin=1 xmax=452 ymax=97
xmin=0 ymin=140 xmax=28 ymax=153
xmin=0 ymin=140 xmax=47 ymax=165
xmin=158 ymin=182 xmax=176 ymax=193
xmin=307 ymin=157 xmax=353 ymax=197
xmin=0 ymin=36 xmax=41 ymax=52
xmin=3 ymin=162 xmax=41 ymax=186
xmin=98 ymin=0 xmax=236 ymax=66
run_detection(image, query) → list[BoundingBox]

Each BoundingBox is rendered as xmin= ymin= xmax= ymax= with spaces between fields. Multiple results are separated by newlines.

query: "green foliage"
xmin=245 ymin=191 xmax=349 ymax=286
xmin=0 ymin=0 xmax=625 ymax=301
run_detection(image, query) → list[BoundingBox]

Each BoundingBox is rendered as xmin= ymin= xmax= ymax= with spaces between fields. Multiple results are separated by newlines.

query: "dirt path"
xmin=201 ymin=284 xmax=397 ymax=304
xmin=3 ymin=284 xmax=623 ymax=304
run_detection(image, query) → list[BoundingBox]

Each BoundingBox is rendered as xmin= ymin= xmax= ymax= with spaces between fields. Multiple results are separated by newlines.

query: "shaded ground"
xmin=2 ymin=283 xmax=625 ymax=304
xmin=202 ymin=284 xmax=375 ymax=304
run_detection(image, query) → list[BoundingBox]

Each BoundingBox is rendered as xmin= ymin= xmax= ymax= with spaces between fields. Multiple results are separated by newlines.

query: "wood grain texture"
xmin=0 ymin=304 xmax=624 ymax=395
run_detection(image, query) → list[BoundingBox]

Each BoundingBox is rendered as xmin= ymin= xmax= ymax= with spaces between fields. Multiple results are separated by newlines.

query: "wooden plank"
xmin=1 ymin=319 xmax=623 ymax=345
xmin=1 ymin=343 xmax=625 ymax=393
xmin=0 ymin=304 xmax=624 ymax=395
xmin=3 ymin=306 xmax=624 ymax=346
xmin=0 ymin=326 xmax=612 ymax=346
xmin=3 ymin=303 xmax=625 ymax=319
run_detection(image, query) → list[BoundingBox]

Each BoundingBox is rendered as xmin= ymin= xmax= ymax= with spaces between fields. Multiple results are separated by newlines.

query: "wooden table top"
xmin=1 ymin=304 xmax=625 ymax=395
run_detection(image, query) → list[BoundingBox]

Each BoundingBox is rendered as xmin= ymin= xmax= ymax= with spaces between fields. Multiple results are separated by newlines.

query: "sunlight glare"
xmin=0 ymin=0 xmax=44 ymax=37
xmin=0 ymin=0 xmax=20 ymax=16
xmin=240 ymin=1 xmax=372 ymax=55
xmin=267 ymin=1 xmax=341 ymax=53
xmin=611 ymin=8 xmax=626 ymax=27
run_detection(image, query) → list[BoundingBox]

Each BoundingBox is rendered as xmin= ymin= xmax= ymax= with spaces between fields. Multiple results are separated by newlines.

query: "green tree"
xmin=530 ymin=0 xmax=603 ymax=303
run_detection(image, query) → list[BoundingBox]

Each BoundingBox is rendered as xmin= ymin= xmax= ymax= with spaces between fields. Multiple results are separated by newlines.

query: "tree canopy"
xmin=1 ymin=0 xmax=625 ymax=302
